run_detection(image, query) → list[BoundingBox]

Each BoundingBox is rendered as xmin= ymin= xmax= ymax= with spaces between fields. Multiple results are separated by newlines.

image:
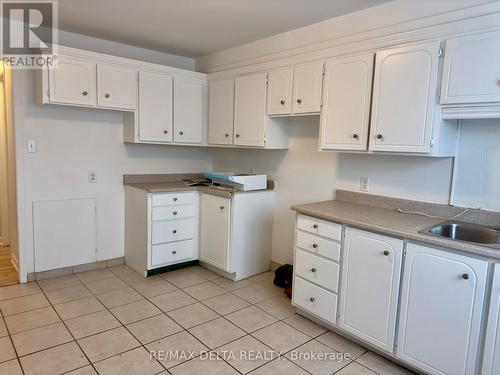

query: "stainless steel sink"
xmin=421 ymin=221 xmax=500 ymax=248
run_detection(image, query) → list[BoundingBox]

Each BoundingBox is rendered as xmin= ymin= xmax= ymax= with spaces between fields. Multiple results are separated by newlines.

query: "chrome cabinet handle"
xmin=220 ymin=206 xmax=225 ymax=210
xmin=172 ymin=229 xmax=177 ymax=234
xmin=462 ymin=273 xmax=469 ymax=280
xmin=172 ymin=250 xmax=177 ymax=254
xmin=179 ymin=131 xmax=184 ymax=135
xmin=105 ymin=93 xmax=110 ymax=98
xmin=163 ymin=130 xmax=168 ymax=134
xmin=173 ymin=211 xmax=178 ymax=216
xmin=235 ymin=134 xmax=240 ymax=138
xmin=173 ymin=197 xmax=178 ymax=201
xmin=225 ymin=133 xmax=229 ymax=137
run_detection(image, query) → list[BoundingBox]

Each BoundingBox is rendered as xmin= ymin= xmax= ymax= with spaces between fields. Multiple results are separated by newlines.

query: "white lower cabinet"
xmin=397 ymin=243 xmax=488 ymax=375
xmin=293 ymin=277 xmax=338 ymax=323
xmin=482 ymin=263 xmax=500 ymax=375
xmin=338 ymin=228 xmax=403 ymax=353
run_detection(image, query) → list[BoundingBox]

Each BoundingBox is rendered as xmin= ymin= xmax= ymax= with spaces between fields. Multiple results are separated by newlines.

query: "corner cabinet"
xmin=397 ymin=243 xmax=487 ymax=375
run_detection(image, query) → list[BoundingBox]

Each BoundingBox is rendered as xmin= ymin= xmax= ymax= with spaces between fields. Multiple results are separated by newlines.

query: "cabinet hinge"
xmin=430 ymin=138 xmax=435 ymax=148
xmin=438 ymin=48 xmax=444 ymax=58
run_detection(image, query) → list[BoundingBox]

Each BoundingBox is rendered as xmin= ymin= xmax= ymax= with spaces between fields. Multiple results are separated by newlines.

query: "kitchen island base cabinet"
xmin=397 ymin=243 xmax=487 ymax=375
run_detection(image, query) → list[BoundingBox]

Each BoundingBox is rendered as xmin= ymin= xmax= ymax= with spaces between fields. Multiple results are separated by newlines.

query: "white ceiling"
xmin=58 ymin=0 xmax=390 ymax=58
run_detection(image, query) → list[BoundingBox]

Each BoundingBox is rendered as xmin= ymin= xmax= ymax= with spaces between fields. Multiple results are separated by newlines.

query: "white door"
xmin=234 ymin=73 xmax=267 ymax=147
xmin=292 ymin=62 xmax=323 ymax=114
xmin=441 ymin=30 xmax=500 ymax=104
xmin=339 ymin=228 xmax=403 ymax=352
xmin=199 ymin=194 xmax=231 ymax=271
xmin=138 ymin=71 xmax=173 ymax=143
xmin=267 ymin=68 xmax=293 ymax=115
xmin=369 ymin=41 xmax=441 ymax=153
xmin=174 ymin=77 xmax=204 ymax=144
xmin=397 ymin=243 xmax=487 ymax=375
xmin=208 ymin=79 xmax=234 ymax=145
xmin=482 ymin=264 xmax=500 ymax=375
xmin=320 ymin=54 xmax=374 ymax=151
xmin=97 ymin=63 xmax=137 ymax=110
xmin=48 ymin=56 xmax=96 ymax=106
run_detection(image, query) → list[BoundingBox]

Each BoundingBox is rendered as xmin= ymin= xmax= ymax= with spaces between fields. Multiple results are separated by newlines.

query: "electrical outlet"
xmin=360 ymin=177 xmax=369 ymax=192
xmin=27 ymin=140 xmax=37 ymax=153
xmin=88 ymin=171 xmax=97 ymax=184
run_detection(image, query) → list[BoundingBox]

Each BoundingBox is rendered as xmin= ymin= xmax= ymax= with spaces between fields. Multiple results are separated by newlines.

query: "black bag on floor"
xmin=274 ymin=264 xmax=293 ymax=288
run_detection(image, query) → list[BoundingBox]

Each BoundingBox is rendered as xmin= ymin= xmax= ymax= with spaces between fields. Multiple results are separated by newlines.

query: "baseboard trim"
xmin=147 ymin=260 xmax=199 ymax=277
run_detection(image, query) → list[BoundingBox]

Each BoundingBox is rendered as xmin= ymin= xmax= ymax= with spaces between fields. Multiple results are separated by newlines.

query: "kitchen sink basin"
xmin=422 ymin=221 xmax=500 ymax=247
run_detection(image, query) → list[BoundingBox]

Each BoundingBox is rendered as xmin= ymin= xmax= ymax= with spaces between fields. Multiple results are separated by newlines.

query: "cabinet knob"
xmin=163 ymin=130 xmax=168 ymax=134
xmin=312 ymin=243 xmax=318 ymax=249
xmin=235 ymin=134 xmax=240 ymax=138
xmin=173 ymin=211 xmax=178 ymax=216
xmin=376 ymin=134 xmax=383 ymax=140
xmin=82 ymin=91 xmax=88 ymax=96
xmin=105 ymin=93 xmax=110 ymax=98
xmin=309 ymin=297 xmax=315 ymax=302
xmin=280 ymin=100 xmax=285 ymax=105
xmin=172 ymin=229 xmax=177 ymax=234
xmin=353 ymin=134 xmax=359 ymax=140
xmin=220 ymin=206 xmax=225 ymax=210
xmin=225 ymin=133 xmax=229 ymax=137
xmin=297 ymin=98 xmax=302 ymax=104
xmin=313 ymin=224 xmax=319 ymax=229
xmin=383 ymin=250 xmax=390 ymax=256
xmin=462 ymin=273 xmax=469 ymax=280
xmin=172 ymin=250 xmax=177 ymax=254
xmin=173 ymin=197 xmax=178 ymax=201
xmin=179 ymin=131 xmax=184 ymax=135
xmin=311 ymin=267 xmax=317 ymax=273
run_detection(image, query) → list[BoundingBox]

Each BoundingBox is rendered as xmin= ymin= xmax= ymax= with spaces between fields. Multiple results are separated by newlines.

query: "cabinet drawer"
xmin=295 ymin=249 xmax=339 ymax=292
xmin=293 ymin=276 xmax=337 ymax=324
xmin=296 ymin=230 xmax=341 ymax=262
xmin=297 ymin=214 xmax=342 ymax=241
xmin=152 ymin=205 xmax=195 ymax=221
xmin=152 ymin=192 xmax=196 ymax=207
xmin=151 ymin=239 xmax=194 ymax=267
xmin=152 ymin=218 xmax=194 ymax=244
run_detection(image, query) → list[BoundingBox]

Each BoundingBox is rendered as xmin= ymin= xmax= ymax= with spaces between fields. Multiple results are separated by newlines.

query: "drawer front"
xmin=293 ymin=276 xmax=337 ymax=324
xmin=297 ymin=214 xmax=342 ymax=241
xmin=151 ymin=239 xmax=194 ymax=267
xmin=152 ymin=205 xmax=195 ymax=221
xmin=152 ymin=191 xmax=196 ymax=207
xmin=295 ymin=249 xmax=339 ymax=292
xmin=296 ymin=230 xmax=341 ymax=262
xmin=152 ymin=218 xmax=194 ymax=244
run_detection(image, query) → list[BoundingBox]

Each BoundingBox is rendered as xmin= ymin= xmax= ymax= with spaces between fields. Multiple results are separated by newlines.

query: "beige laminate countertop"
xmin=292 ymin=199 xmax=500 ymax=260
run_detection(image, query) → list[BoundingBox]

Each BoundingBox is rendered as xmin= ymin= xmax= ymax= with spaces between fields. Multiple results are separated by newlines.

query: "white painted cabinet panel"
xmin=293 ymin=276 xmax=338 ymax=324
xmin=48 ymin=56 xmax=96 ymax=106
xmin=292 ymin=62 xmax=323 ymax=114
xmin=234 ymin=73 xmax=267 ymax=147
xmin=97 ymin=63 xmax=137 ymax=110
xmin=138 ymin=71 xmax=173 ymax=143
xmin=441 ymin=30 xmax=500 ymax=105
xmin=339 ymin=228 xmax=403 ymax=353
xmin=199 ymin=194 xmax=231 ymax=271
xmin=174 ymin=77 xmax=204 ymax=144
xmin=295 ymin=249 xmax=340 ymax=292
xmin=151 ymin=218 xmax=195 ymax=244
xmin=397 ymin=243 xmax=487 ymax=375
xmin=482 ymin=263 xmax=500 ymax=375
xmin=267 ymin=68 xmax=293 ymax=115
xmin=320 ymin=54 xmax=374 ymax=150
xmin=370 ymin=41 xmax=441 ymax=153
xmin=208 ymin=79 xmax=234 ymax=145
xmin=151 ymin=239 xmax=195 ymax=267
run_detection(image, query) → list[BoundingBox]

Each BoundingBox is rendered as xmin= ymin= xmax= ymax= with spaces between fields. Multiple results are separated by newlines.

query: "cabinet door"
xmin=397 ymin=243 xmax=487 ymax=375
xmin=199 ymin=194 xmax=231 ymax=271
xmin=234 ymin=73 xmax=267 ymax=147
xmin=292 ymin=62 xmax=323 ymax=114
xmin=267 ymin=68 xmax=293 ymax=115
xmin=48 ymin=56 xmax=96 ymax=106
xmin=97 ymin=63 xmax=137 ymax=110
xmin=174 ymin=77 xmax=204 ymax=144
xmin=320 ymin=54 xmax=374 ymax=150
xmin=208 ymin=79 xmax=234 ymax=145
xmin=370 ymin=41 xmax=440 ymax=153
xmin=482 ymin=264 xmax=500 ymax=375
xmin=138 ymin=71 xmax=173 ymax=143
xmin=339 ymin=228 xmax=403 ymax=352
xmin=441 ymin=30 xmax=500 ymax=104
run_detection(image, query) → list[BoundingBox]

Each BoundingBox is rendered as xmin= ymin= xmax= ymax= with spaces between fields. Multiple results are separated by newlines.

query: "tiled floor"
xmin=0 ymin=265 xmax=415 ymax=374
xmin=0 ymin=246 xmax=18 ymax=287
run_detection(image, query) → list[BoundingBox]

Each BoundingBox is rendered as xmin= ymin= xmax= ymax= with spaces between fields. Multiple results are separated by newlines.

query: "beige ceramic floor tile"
xmin=118 ymin=272 xmax=153 ymax=287
xmin=188 ymin=317 xmax=245 ymax=349
xmin=286 ymin=340 xmax=351 ymax=375
xmin=5 ymin=306 xmax=60 ymax=334
xmin=84 ymin=277 xmax=128 ymax=295
xmin=356 ymin=351 xmax=415 ymax=375
xmin=45 ymin=284 xmax=92 ymax=305
xmin=109 ymin=265 xmax=136 ymax=278
xmin=252 ymin=321 xmax=309 ymax=353
xmin=217 ymin=335 xmax=276 ymax=374
xmin=0 ymin=336 xmax=16 ymax=362
xmin=66 ymin=310 xmax=121 ymax=339
xmin=54 ymin=296 xmax=105 ymax=320
xmin=183 ymin=282 xmax=226 ymax=301
xmin=0 ymin=318 xmax=7 ymax=337
xmin=149 ymin=290 xmax=196 ymax=312
xmin=37 ymin=275 xmax=81 ymax=292
xmin=97 ymin=287 xmax=143 ymax=309
xmin=65 ymin=365 xmax=98 ymax=374
xmin=0 ymin=283 xmax=40 ymax=302
xmin=317 ymin=331 xmax=366 ymax=360
xmin=167 ymin=302 xmax=219 ymax=329
xmin=11 ymin=322 xmax=73 ymax=356
xmin=0 ymin=359 xmax=23 ymax=375
xmin=202 ymin=293 xmax=250 ymax=315
xmin=169 ymin=356 xmax=239 ymax=375
xmin=256 ymin=296 xmax=295 ymax=320
xmin=94 ymin=347 xmax=164 ymax=375
xmin=78 ymin=327 xmax=140 ymax=362
xmin=283 ymin=314 xmax=328 ymax=338
xmin=212 ymin=277 xmax=252 ymax=291
xmin=0 ymin=293 xmax=50 ymax=316
xmin=126 ymin=314 xmax=183 ymax=344
xmin=162 ymin=270 xmax=206 ymax=288
xmin=189 ymin=267 xmax=223 ymax=281
xmin=76 ymin=269 xmax=115 ymax=283
xmin=337 ymin=361 xmax=378 ymax=375
xmin=225 ymin=306 xmax=277 ymax=333
xmin=250 ymin=357 xmax=309 ymax=375
xmin=19 ymin=342 xmax=89 ymax=375
xmin=232 ymin=284 xmax=279 ymax=304
xmin=133 ymin=279 xmax=177 ymax=298
xmin=146 ymin=330 xmax=208 ymax=369
xmin=248 ymin=272 xmax=275 ymax=285
xmin=110 ymin=299 xmax=161 ymax=324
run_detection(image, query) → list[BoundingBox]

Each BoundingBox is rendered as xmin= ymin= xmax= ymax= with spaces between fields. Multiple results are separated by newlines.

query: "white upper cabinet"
xmin=483 ymin=263 xmax=500 ymax=375
xmin=339 ymin=228 xmax=403 ymax=353
xmin=267 ymin=68 xmax=293 ymax=115
xmin=320 ymin=54 xmax=374 ymax=151
xmin=138 ymin=71 xmax=173 ymax=143
xmin=234 ymin=73 xmax=268 ymax=147
xmin=97 ymin=63 xmax=137 ymax=110
xmin=208 ymin=79 xmax=234 ymax=145
xmin=48 ymin=56 xmax=96 ymax=107
xmin=397 ymin=243 xmax=487 ymax=375
xmin=441 ymin=30 xmax=500 ymax=106
xmin=292 ymin=62 xmax=324 ymax=114
xmin=370 ymin=41 xmax=441 ymax=153
xmin=173 ymin=77 xmax=205 ymax=144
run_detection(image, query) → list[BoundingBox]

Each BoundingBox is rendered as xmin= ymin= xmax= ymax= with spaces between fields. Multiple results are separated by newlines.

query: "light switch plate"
xmin=360 ymin=177 xmax=369 ymax=192
xmin=88 ymin=171 xmax=97 ymax=184
xmin=27 ymin=140 xmax=37 ymax=153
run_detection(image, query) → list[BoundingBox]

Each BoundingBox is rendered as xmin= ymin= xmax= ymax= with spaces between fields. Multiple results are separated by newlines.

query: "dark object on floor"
xmin=274 ymin=264 xmax=293 ymax=288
